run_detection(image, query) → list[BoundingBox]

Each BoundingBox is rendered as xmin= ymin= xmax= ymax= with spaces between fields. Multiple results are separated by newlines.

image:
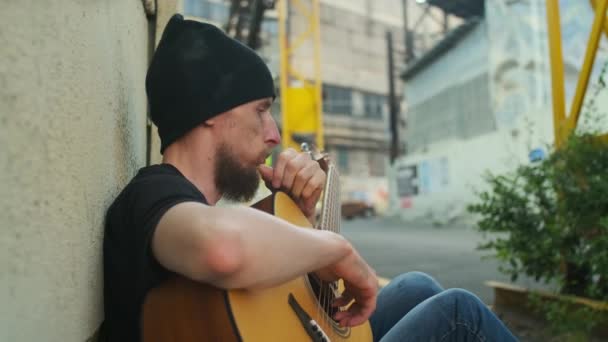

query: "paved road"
xmin=341 ymin=216 xmax=547 ymax=304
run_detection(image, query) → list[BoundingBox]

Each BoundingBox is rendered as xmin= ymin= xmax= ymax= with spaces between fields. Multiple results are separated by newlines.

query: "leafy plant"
xmin=468 ymin=132 xmax=608 ymax=335
xmin=527 ymin=292 xmax=608 ymax=340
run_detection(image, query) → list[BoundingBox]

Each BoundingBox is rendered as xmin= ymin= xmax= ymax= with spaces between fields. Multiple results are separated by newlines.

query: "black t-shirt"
xmin=103 ymin=164 xmax=208 ymax=342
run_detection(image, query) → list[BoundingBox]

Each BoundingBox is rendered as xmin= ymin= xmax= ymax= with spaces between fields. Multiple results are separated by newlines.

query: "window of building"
xmin=407 ymin=73 xmax=495 ymax=152
xmin=352 ymin=91 xmax=365 ymax=117
xmin=262 ymin=18 xmax=278 ymax=36
xmin=208 ymin=1 xmax=229 ymax=23
xmin=184 ymin=0 xmax=205 ymax=18
xmin=368 ymin=152 xmax=386 ymax=177
xmin=363 ymin=92 xmax=386 ymax=118
xmin=184 ymin=0 xmax=229 ymax=24
xmin=336 ymin=147 xmax=349 ymax=173
xmin=323 ymin=84 xmax=353 ymax=115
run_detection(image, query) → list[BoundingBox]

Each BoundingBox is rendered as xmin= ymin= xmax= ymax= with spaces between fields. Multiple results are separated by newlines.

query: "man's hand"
xmin=316 ymin=247 xmax=378 ymax=327
xmin=258 ymin=148 xmax=326 ymax=221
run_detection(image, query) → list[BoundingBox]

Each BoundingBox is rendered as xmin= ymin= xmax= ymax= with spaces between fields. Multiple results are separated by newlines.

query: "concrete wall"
xmin=0 ymin=1 xmax=152 ymax=340
xmin=404 ymin=23 xmax=489 ymax=109
xmin=389 ymin=21 xmax=499 ymax=222
xmin=389 ymin=124 xmax=540 ymax=222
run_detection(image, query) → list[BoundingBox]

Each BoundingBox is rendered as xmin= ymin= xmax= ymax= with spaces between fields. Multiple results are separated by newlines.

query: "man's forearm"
xmin=207 ymin=205 xmax=351 ymax=289
xmin=154 ymin=201 xmax=352 ymax=290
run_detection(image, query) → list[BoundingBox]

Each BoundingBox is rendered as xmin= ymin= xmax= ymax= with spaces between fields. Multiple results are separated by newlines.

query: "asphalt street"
xmin=340 ymin=215 xmax=548 ymax=304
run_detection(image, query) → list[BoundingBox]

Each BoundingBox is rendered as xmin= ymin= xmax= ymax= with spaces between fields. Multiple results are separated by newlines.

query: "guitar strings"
xmin=321 ymin=173 xmax=331 ymax=330
xmin=328 ymin=172 xmax=339 ymax=335
xmin=323 ymin=166 xmax=335 ymax=334
xmin=333 ymin=168 xmax=348 ymax=342
xmin=318 ymin=164 xmax=360 ymax=341
xmin=327 ymin=171 xmax=337 ymax=326
xmin=329 ymin=166 xmax=340 ymax=339
xmin=317 ymin=165 xmax=330 ymax=333
xmin=329 ymin=167 xmax=338 ymax=324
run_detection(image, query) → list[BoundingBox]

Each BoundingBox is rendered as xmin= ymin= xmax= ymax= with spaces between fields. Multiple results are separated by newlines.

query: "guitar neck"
xmin=317 ymin=164 xmax=341 ymax=233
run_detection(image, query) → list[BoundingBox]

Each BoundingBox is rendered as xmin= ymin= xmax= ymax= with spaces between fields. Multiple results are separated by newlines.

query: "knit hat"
xmin=146 ymin=14 xmax=276 ymax=153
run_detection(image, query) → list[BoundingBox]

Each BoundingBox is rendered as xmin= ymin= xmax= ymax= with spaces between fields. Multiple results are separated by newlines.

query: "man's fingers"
xmin=257 ymin=165 xmax=274 ymax=184
xmin=333 ymin=304 xmax=366 ymax=327
xmin=272 ymin=148 xmax=298 ymax=189
xmin=302 ymin=188 xmax=322 ymax=217
xmin=301 ymin=170 xmax=325 ymax=199
xmin=331 ymin=266 xmax=378 ymax=327
xmin=346 ymin=314 xmax=369 ymax=327
xmin=291 ymin=163 xmax=317 ymax=198
xmin=333 ymin=310 xmax=349 ymax=321
xmin=279 ymin=153 xmax=310 ymax=191
xmin=332 ymin=292 xmax=354 ymax=307
xmin=334 ymin=301 xmax=375 ymax=327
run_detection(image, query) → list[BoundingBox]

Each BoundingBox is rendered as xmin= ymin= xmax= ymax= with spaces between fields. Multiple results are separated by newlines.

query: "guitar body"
xmin=142 ymin=192 xmax=373 ymax=342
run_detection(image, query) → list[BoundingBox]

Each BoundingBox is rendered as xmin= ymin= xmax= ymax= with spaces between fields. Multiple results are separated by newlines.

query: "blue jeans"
xmin=369 ymin=272 xmax=518 ymax=341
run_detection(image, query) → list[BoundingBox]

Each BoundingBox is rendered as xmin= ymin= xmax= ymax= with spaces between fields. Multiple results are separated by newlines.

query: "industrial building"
xmin=390 ymin=0 xmax=608 ymax=223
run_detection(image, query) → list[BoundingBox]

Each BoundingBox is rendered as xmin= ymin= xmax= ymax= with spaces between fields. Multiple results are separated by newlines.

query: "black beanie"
xmin=146 ymin=14 xmax=276 ymax=153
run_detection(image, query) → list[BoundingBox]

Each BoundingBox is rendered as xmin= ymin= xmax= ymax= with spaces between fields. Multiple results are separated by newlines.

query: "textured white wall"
xmin=389 ymin=119 xmax=546 ymax=222
xmin=388 ymin=18 xmax=549 ymax=222
xmin=404 ymin=22 xmax=489 ymax=108
xmin=0 ymin=1 xmax=150 ymax=340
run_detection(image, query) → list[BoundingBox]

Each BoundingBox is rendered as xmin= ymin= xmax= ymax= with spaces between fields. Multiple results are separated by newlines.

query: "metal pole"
xmin=311 ymin=0 xmax=324 ymax=149
xmin=278 ymin=0 xmax=290 ymax=149
xmin=590 ymin=0 xmax=608 ymax=37
xmin=246 ymin=0 xmax=266 ymax=49
xmin=402 ymin=0 xmax=414 ymax=63
xmin=387 ymin=31 xmax=400 ymax=163
xmin=566 ymin=0 xmax=608 ymax=132
xmin=545 ymin=0 xmax=567 ymax=148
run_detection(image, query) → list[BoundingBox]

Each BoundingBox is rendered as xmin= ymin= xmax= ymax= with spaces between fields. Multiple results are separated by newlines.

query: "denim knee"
xmin=436 ymin=288 xmax=486 ymax=313
xmin=392 ymin=271 xmax=443 ymax=292
xmin=440 ymin=288 xmax=481 ymax=302
xmin=395 ymin=271 xmax=437 ymax=284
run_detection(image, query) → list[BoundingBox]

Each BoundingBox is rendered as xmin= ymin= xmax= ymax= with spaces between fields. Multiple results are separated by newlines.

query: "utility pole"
xmin=225 ymin=0 xmax=274 ymax=50
xmin=402 ymin=0 xmax=415 ymax=63
xmin=246 ymin=0 xmax=266 ymax=49
xmin=386 ymin=31 xmax=400 ymax=163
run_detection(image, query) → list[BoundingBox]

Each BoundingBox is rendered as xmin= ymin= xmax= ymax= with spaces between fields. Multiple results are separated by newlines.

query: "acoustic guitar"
xmin=141 ymin=145 xmax=373 ymax=342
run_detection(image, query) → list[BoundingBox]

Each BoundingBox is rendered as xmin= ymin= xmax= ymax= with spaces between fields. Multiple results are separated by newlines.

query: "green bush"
xmin=468 ymin=132 xmax=608 ymax=334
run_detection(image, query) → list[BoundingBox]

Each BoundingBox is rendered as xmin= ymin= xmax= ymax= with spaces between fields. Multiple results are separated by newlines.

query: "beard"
xmin=214 ymin=143 xmax=261 ymax=202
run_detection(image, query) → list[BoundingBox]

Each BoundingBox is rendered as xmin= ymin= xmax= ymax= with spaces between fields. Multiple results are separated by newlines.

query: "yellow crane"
xmin=546 ymin=0 xmax=608 ymax=145
xmin=277 ymin=0 xmax=324 ymax=150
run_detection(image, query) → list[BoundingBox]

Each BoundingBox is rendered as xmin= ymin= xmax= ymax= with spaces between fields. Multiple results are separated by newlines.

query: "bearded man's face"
xmin=214 ymin=142 xmax=261 ymax=202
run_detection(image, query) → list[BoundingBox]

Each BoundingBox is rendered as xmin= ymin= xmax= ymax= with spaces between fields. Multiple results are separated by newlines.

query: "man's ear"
xmin=205 ymin=110 xmax=230 ymax=127
xmin=203 ymin=117 xmax=215 ymax=127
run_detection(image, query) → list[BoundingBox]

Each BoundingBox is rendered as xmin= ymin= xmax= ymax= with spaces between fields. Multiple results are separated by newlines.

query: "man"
xmin=103 ymin=14 xmax=518 ymax=341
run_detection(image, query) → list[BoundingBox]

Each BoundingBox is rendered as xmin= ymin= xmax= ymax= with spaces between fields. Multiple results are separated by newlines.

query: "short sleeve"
xmin=103 ymin=165 xmax=208 ymax=341
xmin=128 ymin=172 xmax=207 ymax=292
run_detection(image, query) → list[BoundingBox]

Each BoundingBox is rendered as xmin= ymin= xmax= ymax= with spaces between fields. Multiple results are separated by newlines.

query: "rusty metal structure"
xmin=225 ymin=0 xmax=276 ymax=49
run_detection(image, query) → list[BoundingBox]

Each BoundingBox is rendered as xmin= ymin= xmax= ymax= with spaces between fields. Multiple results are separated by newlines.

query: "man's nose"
xmin=264 ymin=115 xmax=281 ymax=147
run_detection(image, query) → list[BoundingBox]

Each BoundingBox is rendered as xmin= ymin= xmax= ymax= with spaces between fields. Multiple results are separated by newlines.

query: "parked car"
xmin=341 ymin=200 xmax=375 ymax=220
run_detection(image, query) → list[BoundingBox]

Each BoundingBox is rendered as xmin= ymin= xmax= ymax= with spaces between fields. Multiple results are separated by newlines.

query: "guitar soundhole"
xmin=307 ymin=274 xmax=339 ymax=321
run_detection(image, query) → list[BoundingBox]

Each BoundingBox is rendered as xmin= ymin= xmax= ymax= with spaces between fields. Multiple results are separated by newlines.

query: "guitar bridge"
xmin=288 ymin=293 xmax=331 ymax=342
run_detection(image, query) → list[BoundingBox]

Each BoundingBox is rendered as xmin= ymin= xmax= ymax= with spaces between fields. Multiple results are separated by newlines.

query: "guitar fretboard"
xmin=317 ymin=164 xmax=340 ymax=233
